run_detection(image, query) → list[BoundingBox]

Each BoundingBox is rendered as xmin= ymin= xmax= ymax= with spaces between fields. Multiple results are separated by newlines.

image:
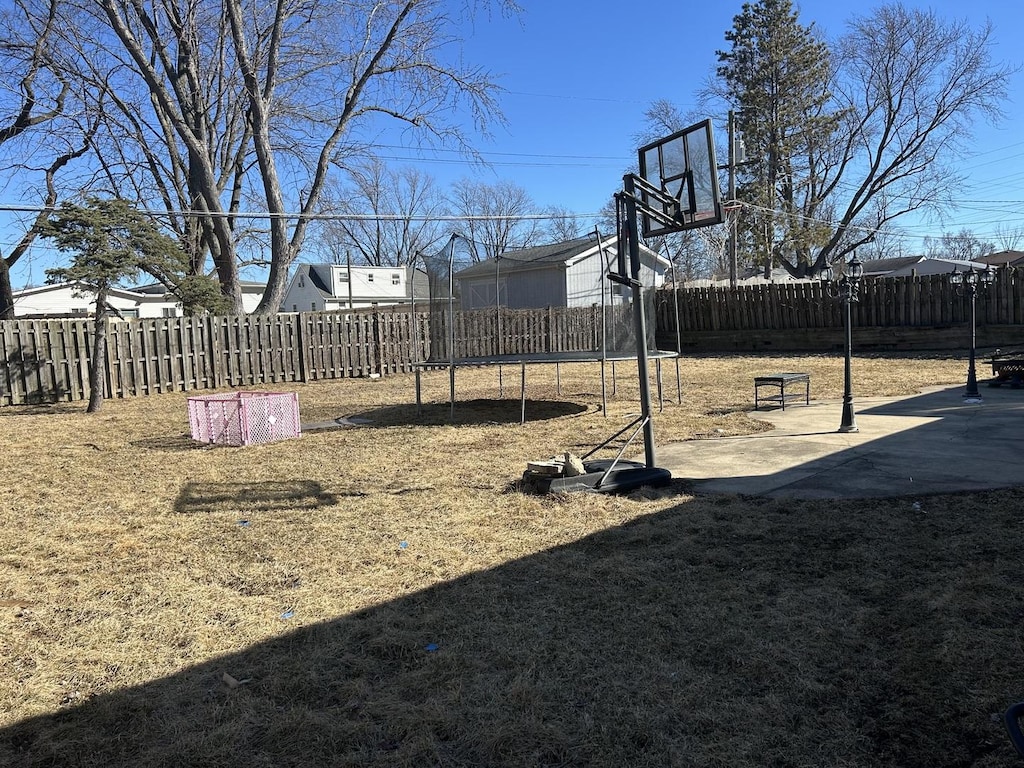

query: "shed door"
xmin=466 ymin=279 xmax=507 ymax=309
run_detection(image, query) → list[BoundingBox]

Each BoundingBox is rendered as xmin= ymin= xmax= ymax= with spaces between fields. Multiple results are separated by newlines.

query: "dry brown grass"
xmin=2 ymin=352 xmax=1023 ymax=767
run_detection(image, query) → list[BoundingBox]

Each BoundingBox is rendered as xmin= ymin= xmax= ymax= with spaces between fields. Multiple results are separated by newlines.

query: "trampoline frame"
xmin=412 ymin=351 xmax=681 ymax=424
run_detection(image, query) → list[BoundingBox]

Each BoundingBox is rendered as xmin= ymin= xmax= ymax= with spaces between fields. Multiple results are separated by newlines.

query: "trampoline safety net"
xmin=418 ymin=234 xmax=661 ymax=363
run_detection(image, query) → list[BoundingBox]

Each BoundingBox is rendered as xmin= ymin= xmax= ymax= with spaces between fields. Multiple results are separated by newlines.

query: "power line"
xmin=375 ymin=143 xmax=630 ymax=162
xmin=0 ymin=203 xmax=603 ymax=221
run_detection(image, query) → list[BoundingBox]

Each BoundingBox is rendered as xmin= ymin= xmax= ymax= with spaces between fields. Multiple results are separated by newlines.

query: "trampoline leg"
xmin=601 ymin=359 xmax=608 ymax=417
xmin=656 ymin=358 xmax=664 ymax=413
xmin=612 ymin=361 xmax=617 ymax=397
xmin=449 ymin=365 xmax=455 ymax=422
xmin=675 ymin=356 xmax=682 ymax=404
xmin=520 ymin=362 xmax=527 ymax=424
xmin=498 ymin=364 xmax=504 ymax=397
xmin=556 ymin=362 xmax=561 ymax=395
xmin=415 ymin=368 xmax=422 ymax=417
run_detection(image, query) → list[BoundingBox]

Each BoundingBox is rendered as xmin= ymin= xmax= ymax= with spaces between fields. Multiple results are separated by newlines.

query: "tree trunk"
xmin=257 ymin=253 xmax=290 ymax=315
xmin=87 ymin=286 xmax=109 ymax=413
xmin=0 ymin=258 xmax=14 ymax=320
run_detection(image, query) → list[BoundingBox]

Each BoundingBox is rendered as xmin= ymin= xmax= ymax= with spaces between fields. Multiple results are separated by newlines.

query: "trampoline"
xmin=411 ymin=231 xmax=682 ymax=423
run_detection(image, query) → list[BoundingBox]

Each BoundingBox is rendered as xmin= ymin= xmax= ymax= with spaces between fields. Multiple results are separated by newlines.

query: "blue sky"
xmin=406 ymin=0 xmax=1024 ymax=252
xmin=8 ymin=0 xmax=1024 ymax=288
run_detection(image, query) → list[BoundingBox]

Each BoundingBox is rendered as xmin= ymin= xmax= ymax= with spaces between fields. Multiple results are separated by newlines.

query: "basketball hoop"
xmin=637 ymin=119 xmax=723 ymax=237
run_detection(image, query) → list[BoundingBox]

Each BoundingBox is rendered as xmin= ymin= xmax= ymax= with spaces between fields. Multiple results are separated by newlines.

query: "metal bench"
xmin=754 ymin=373 xmax=810 ymax=411
xmin=989 ymin=352 xmax=1024 ymax=388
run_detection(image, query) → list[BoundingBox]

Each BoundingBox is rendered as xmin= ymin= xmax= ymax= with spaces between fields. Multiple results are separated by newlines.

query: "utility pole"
xmin=728 ymin=110 xmax=738 ymax=288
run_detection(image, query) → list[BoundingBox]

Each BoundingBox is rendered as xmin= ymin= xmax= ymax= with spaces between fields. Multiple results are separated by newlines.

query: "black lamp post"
xmin=821 ymin=253 xmax=864 ymax=433
xmin=950 ymin=265 xmax=994 ymax=402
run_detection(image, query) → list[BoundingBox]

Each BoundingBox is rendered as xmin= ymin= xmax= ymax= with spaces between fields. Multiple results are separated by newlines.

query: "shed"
xmin=452 ymin=236 xmax=669 ymax=310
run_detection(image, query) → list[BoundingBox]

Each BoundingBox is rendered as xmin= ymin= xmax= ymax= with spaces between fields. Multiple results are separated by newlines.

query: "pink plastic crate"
xmin=187 ymin=392 xmax=301 ymax=446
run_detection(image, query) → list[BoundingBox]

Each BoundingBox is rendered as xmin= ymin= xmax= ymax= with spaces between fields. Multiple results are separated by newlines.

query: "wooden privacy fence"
xmin=656 ymin=269 xmax=1024 ymax=333
xmin=0 ymin=312 xmax=429 ymax=407
xmin=6 ymin=272 xmax=1024 ymax=406
xmin=1 ymin=307 xmax=614 ymax=406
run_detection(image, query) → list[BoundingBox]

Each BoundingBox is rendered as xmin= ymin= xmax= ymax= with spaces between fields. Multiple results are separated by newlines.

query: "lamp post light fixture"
xmin=821 ymin=253 xmax=864 ymax=433
xmin=949 ymin=264 xmax=995 ymax=403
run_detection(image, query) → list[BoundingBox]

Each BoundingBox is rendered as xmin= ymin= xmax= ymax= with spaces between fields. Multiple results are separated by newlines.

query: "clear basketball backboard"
xmin=637 ymin=118 xmax=723 ymax=237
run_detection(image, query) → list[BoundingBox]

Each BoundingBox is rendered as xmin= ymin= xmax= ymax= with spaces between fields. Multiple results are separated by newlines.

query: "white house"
xmin=10 ymin=280 xmax=266 ymax=318
xmin=451 ymin=236 xmax=671 ymax=310
xmin=688 ymin=265 xmax=812 ymax=287
xmin=280 ymin=263 xmax=429 ymax=312
xmin=11 ymin=282 xmax=170 ymax=318
xmin=132 ymin=281 xmax=266 ymax=314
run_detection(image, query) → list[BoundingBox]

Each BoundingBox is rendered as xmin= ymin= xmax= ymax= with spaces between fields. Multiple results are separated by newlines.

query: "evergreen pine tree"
xmin=716 ymin=0 xmax=839 ymax=276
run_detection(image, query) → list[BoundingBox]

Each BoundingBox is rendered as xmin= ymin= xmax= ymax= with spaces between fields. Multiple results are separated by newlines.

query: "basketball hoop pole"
xmin=622 ymin=174 xmax=658 ymax=468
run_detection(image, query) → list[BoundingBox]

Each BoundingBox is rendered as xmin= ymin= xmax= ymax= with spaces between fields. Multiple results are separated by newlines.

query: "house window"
xmin=338 ymin=272 xmax=349 ymax=281
xmin=299 ymin=275 xmax=305 ymax=288
xmin=392 ymin=273 xmax=401 ymax=285
xmin=71 ymin=308 xmax=88 ymax=316
xmin=162 ymin=307 xmax=177 ymax=317
xmin=366 ymin=273 xmax=374 ymax=282
xmin=311 ymin=302 xmax=317 ymax=311
xmin=292 ymin=304 xmax=298 ymax=312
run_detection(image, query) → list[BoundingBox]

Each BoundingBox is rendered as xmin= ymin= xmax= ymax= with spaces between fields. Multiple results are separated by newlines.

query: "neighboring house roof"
xmin=14 ymin=281 xmax=147 ymax=302
xmin=978 ymin=250 xmax=1024 ymax=267
xmin=453 ymin=236 xmax=666 ymax=280
xmin=885 ymin=257 xmax=988 ymax=277
xmin=859 ymin=255 xmax=925 ymax=276
xmin=305 ymin=265 xmax=333 ymax=297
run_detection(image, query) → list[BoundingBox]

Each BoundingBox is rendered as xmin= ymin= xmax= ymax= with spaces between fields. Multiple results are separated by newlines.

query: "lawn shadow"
xmin=2 ymin=492 xmax=1022 ymax=767
xmin=131 ymin=435 xmax=210 ymax=451
xmin=174 ymin=480 xmax=338 ymax=513
xmin=1 ymin=349 xmax=71 ymax=405
xmin=356 ymin=397 xmax=591 ymax=427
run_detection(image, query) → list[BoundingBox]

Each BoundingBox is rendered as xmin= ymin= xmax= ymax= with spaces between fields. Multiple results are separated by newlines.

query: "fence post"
xmin=209 ymin=315 xmax=224 ymax=388
xmin=373 ymin=311 xmax=383 ymax=376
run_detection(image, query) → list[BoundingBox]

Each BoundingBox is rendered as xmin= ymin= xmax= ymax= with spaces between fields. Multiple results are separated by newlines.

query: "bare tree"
xmin=54 ymin=0 xmax=517 ymax=314
xmin=923 ymin=229 xmax=995 ymax=261
xmin=65 ymin=0 xmax=268 ymax=313
xmin=0 ymin=0 xmax=85 ymax=319
xmin=804 ymin=5 xmax=1013 ymax=274
xmin=447 ymin=178 xmax=544 ymax=261
xmin=542 ymin=205 xmax=591 ymax=242
xmin=636 ymin=99 xmax=692 ymax=145
xmin=856 ymin=224 xmax=912 ymax=261
xmin=223 ymin=0 xmax=518 ymax=312
xmin=315 ymin=160 xmax=449 ymax=267
xmin=992 ymin=223 xmax=1024 ymax=253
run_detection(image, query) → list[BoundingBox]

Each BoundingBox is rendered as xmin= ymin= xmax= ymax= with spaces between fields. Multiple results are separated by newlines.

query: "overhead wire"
xmin=0 ymin=203 xmax=604 ymax=221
